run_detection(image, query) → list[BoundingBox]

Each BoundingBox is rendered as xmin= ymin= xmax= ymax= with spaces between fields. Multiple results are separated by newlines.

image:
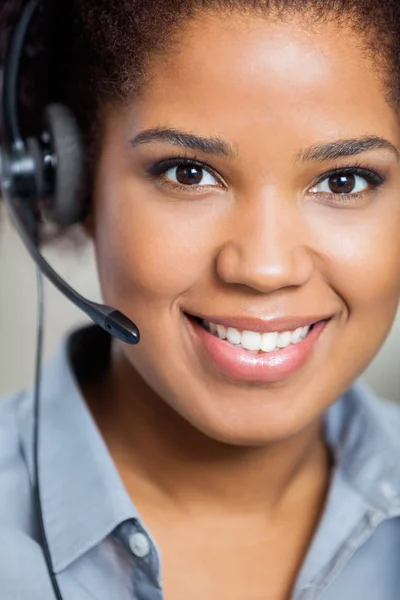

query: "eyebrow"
xmin=130 ymin=128 xmax=399 ymax=162
xmin=296 ymin=136 xmax=399 ymax=163
xmin=130 ymin=127 xmax=238 ymax=158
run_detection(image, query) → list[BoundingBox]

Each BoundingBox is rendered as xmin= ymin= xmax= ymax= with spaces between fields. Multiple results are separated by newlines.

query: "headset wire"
xmin=33 ymin=267 xmax=64 ymax=600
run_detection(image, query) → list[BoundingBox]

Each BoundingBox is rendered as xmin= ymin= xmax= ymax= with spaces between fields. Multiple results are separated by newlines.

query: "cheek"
xmin=92 ymin=173 xmax=223 ymax=311
xmin=309 ymin=198 xmax=400 ymax=369
xmin=319 ymin=206 xmax=400 ymax=307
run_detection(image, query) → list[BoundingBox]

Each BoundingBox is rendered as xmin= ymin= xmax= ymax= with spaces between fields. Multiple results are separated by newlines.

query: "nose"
xmin=215 ymin=192 xmax=314 ymax=294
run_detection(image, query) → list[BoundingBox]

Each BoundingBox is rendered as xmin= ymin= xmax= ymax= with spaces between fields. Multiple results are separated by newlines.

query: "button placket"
xmin=115 ymin=521 xmax=163 ymax=599
xmin=129 ymin=532 xmax=151 ymax=559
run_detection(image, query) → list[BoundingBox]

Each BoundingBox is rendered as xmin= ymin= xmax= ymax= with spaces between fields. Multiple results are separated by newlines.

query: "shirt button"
xmin=129 ymin=532 xmax=151 ymax=558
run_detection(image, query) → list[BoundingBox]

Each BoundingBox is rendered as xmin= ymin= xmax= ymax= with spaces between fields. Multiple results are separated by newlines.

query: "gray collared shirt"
xmin=0 ymin=325 xmax=400 ymax=599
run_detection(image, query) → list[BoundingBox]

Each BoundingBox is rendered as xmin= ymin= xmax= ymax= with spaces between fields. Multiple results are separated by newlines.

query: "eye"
xmin=164 ymin=163 xmax=219 ymax=187
xmin=308 ymin=166 xmax=385 ymax=200
xmin=146 ymin=156 xmax=224 ymax=194
xmin=310 ymin=173 xmax=369 ymax=195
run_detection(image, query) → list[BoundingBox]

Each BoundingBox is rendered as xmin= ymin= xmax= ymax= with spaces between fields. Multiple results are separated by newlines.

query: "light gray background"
xmin=0 ymin=211 xmax=399 ymax=401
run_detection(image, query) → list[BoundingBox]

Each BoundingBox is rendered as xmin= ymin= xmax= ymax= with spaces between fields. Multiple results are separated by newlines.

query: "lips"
xmin=184 ymin=312 xmax=331 ymax=383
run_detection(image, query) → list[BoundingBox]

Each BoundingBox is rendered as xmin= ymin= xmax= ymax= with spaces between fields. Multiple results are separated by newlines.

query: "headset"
xmin=0 ymin=1 xmax=141 ymax=598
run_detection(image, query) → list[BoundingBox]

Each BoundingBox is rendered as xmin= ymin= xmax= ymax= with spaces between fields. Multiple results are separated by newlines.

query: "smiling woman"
xmin=1 ymin=1 xmax=400 ymax=599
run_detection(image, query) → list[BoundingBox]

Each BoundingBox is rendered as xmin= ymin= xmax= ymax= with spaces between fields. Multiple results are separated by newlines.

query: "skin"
xmin=83 ymin=11 xmax=400 ymax=599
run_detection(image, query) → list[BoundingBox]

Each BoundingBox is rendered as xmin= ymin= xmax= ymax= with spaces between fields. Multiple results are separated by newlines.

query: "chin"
xmin=185 ymin=408 xmax=312 ymax=447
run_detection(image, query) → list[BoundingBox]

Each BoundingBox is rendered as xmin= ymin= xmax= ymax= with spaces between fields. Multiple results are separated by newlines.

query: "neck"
xmin=84 ymin=343 xmax=331 ymax=517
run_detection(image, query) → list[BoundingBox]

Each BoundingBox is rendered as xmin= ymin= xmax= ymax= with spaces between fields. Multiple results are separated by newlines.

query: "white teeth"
xmin=291 ymin=326 xmax=304 ymax=345
xmin=295 ymin=326 xmax=310 ymax=343
xmin=277 ymin=331 xmax=292 ymax=349
xmin=261 ymin=332 xmax=279 ymax=352
xmin=226 ymin=327 xmax=241 ymax=345
xmin=209 ymin=322 xmax=218 ymax=335
xmin=204 ymin=321 xmax=312 ymax=353
xmin=241 ymin=331 xmax=262 ymax=351
xmin=216 ymin=324 xmax=227 ymax=340
xmin=302 ymin=326 xmax=310 ymax=339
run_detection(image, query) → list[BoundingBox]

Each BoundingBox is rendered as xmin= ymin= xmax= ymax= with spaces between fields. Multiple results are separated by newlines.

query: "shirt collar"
xmin=17 ymin=326 xmax=139 ymax=573
xmin=16 ymin=325 xmax=400 ymax=571
xmin=325 ymin=380 xmax=400 ymax=515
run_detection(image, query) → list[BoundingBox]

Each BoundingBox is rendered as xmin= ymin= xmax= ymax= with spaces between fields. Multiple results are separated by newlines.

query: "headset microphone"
xmin=0 ymin=0 xmax=140 ymax=346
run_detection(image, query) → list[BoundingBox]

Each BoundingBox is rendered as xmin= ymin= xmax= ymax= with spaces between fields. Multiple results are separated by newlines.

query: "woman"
xmin=1 ymin=0 xmax=400 ymax=598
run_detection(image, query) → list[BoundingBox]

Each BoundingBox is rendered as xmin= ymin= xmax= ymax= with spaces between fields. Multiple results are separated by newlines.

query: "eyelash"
xmin=147 ymin=155 xmax=223 ymax=194
xmin=310 ymin=161 xmax=386 ymax=204
xmin=146 ymin=155 xmax=387 ymax=202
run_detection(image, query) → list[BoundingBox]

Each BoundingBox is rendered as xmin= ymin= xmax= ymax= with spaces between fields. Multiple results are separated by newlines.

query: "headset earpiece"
xmin=42 ymin=103 xmax=86 ymax=227
xmin=0 ymin=103 xmax=86 ymax=227
xmin=1 ymin=0 xmax=140 ymax=347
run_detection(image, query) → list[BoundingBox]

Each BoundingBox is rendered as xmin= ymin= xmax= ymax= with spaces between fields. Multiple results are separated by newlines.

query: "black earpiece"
xmin=0 ymin=101 xmax=86 ymax=227
xmin=0 ymin=0 xmax=140 ymax=345
xmin=42 ymin=103 xmax=86 ymax=227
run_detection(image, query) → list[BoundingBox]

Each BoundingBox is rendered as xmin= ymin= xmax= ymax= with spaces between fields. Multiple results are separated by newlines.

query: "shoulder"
xmin=327 ymin=380 xmax=400 ymax=511
xmin=346 ymin=380 xmax=400 ymax=445
xmin=328 ymin=379 xmax=400 ymax=447
xmin=0 ymin=524 xmax=55 ymax=599
xmin=0 ymin=389 xmax=35 ymax=533
xmin=0 ymin=391 xmax=55 ymax=598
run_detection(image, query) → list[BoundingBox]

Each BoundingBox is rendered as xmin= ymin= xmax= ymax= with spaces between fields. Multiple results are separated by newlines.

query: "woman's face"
xmin=92 ymin=12 xmax=400 ymax=445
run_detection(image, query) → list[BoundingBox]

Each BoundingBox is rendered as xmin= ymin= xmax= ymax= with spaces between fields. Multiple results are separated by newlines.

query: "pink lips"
xmin=187 ymin=317 xmax=329 ymax=383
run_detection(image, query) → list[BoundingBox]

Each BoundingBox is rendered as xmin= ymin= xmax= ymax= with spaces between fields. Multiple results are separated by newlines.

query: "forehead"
xmin=123 ymin=12 xmax=400 ymax=153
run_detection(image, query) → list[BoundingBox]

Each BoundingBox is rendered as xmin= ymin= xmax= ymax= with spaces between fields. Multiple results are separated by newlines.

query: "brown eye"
xmin=164 ymin=163 xmax=218 ymax=187
xmin=175 ymin=165 xmax=204 ymax=185
xmin=328 ymin=174 xmax=356 ymax=194
xmin=160 ymin=163 xmax=218 ymax=187
xmin=310 ymin=171 xmax=372 ymax=196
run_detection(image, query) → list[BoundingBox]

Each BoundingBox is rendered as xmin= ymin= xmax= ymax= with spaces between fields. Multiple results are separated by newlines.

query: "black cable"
xmin=32 ymin=267 xmax=64 ymax=600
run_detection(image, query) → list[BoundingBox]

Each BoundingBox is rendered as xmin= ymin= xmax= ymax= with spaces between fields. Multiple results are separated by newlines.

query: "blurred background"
xmin=0 ymin=211 xmax=399 ymax=401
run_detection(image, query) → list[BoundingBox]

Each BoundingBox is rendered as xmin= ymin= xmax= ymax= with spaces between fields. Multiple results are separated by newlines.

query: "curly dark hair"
xmin=1 ymin=0 xmax=400 ymax=211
